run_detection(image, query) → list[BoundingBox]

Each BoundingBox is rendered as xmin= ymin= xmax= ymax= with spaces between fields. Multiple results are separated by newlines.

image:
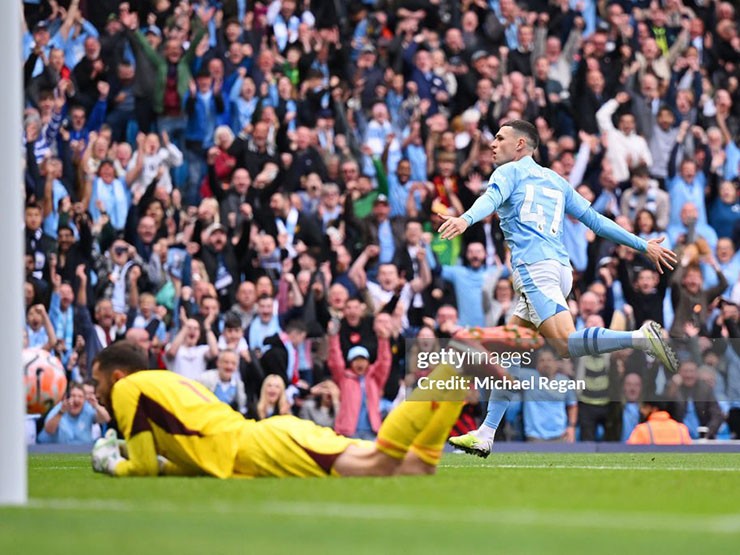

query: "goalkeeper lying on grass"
xmin=91 ymin=336 xmax=469 ymax=478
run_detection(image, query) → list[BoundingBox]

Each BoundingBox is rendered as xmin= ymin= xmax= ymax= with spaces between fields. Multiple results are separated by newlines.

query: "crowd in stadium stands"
xmin=21 ymin=0 xmax=740 ymax=445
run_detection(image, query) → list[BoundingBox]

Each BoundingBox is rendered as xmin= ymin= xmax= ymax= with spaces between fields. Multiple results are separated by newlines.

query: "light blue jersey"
xmin=462 ymin=156 xmax=648 ymax=267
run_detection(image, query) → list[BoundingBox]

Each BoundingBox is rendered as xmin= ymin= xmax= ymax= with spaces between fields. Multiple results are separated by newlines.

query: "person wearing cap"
xmin=23 ymin=19 xmax=53 ymax=79
xmin=355 ymin=44 xmax=384 ymax=111
xmin=327 ymin=314 xmax=393 ymax=439
xmin=125 ymin=24 xmax=162 ymax=134
xmin=197 ymin=222 xmax=243 ymax=308
xmin=89 ymin=159 xmax=130 ymax=231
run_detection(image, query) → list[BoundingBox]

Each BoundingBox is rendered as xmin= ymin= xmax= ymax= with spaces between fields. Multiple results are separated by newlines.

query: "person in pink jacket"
xmin=327 ymin=313 xmax=393 ymax=439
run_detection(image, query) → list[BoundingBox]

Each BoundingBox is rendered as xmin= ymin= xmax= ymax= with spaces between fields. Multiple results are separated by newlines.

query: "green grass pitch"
xmin=2 ymin=453 xmax=739 ymax=554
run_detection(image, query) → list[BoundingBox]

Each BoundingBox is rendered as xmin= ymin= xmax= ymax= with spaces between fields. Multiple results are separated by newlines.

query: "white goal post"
xmin=0 ymin=0 xmax=27 ymax=506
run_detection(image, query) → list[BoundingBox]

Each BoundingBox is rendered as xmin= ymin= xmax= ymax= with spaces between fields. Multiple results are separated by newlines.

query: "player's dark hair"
xmin=502 ymin=120 xmax=540 ymax=150
xmin=93 ymin=341 xmax=149 ymax=375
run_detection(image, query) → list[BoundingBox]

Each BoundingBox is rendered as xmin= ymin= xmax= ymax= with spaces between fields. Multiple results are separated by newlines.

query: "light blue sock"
xmin=482 ymin=388 xmax=513 ymax=430
xmin=567 ymin=327 xmax=637 ymax=358
xmin=483 ymin=399 xmax=508 ymax=430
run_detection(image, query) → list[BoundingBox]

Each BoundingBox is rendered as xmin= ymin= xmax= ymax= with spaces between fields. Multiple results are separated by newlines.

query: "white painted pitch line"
xmin=21 ymin=498 xmax=740 ymax=535
xmin=262 ymin=502 xmax=740 ymax=535
xmin=32 ymin=465 xmax=90 ymax=470
xmin=30 ymin=463 xmax=740 ymax=472
xmin=439 ymin=463 xmax=740 ymax=472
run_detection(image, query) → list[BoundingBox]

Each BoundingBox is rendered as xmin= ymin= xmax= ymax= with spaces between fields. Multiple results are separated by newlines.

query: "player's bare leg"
xmin=536 ymin=310 xmax=575 ymax=357
xmin=333 ymin=444 xmax=402 ymax=477
xmin=396 ymin=451 xmax=436 ymax=476
xmin=507 ymin=314 xmax=538 ymax=331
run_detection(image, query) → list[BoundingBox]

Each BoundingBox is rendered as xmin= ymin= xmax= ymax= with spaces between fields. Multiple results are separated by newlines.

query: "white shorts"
xmin=511 ymin=260 xmax=572 ymax=328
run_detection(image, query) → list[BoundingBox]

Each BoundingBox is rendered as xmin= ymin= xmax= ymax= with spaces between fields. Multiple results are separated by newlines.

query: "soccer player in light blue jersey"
xmin=438 ymin=120 xmax=679 ymax=456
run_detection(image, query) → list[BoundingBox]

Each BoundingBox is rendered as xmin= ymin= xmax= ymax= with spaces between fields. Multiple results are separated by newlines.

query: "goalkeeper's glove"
xmin=91 ymin=429 xmax=123 ymax=475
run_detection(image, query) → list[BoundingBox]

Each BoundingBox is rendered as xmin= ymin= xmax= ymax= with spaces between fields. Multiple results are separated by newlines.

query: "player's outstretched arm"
xmin=643 ymin=236 xmax=678 ymax=274
xmin=439 ymin=186 xmax=502 ymax=240
xmin=577 ymin=207 xmax=677 ymax=274
xmin=438 ymin=214 xmax=470 ymax=240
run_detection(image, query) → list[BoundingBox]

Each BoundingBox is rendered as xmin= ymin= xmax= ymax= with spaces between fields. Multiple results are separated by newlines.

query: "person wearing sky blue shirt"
xmin=88 ymin=160 xmax=130 ymax=231
xmin=387 ymin=158 xmax=413 ymax=219
xmin=703 ymin=238 xmax=739 ymax=295
xmin=709 ymin=180 xmax=740 ymax=239
xmin=41 ymin=158 xmax=70 ymax=240
xmin=48 ymin=0 xmax=99 ymax=69
xmin=515 ymin=354 xmax=578 ymax=442
xmin=667 ymin=158 xmax=707 ymax=228
xmin=38 ymin=384 xmax=107 ymax=445
xmin=441 ymin=120 xmax=679 ymax=456
xmin=440 ymin=242 xmax=496 ymax=327
xmin=667 ymin=202 xmax=718 ymax=252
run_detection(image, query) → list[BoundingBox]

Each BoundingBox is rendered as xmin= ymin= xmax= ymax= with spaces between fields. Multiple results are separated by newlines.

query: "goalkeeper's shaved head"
xmin=501 ymin=120 xmax=539 ymax=151
xmin=94 ymin=340 xmax=149 ymax=375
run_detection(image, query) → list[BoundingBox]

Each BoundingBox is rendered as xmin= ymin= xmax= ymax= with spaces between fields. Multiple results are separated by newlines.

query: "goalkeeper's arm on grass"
xmin=91 ymin=428 xmax=195 ymax=477
xmin=91 ymin=378 xmax=195 ymax=477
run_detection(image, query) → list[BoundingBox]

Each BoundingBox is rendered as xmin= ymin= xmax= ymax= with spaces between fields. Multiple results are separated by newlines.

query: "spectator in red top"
xmin=327 ymin=313 xmax=392 ymax=440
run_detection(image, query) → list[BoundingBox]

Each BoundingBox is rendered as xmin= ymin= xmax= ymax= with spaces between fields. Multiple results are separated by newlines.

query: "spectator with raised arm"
xmin=165 ymin=315 xmax=219 ymax=381
xmin=596 ymin=91 xmax=653 ymax=185
xmin=327 ymin=313 xmax=392 ymax=440
xmin=38 ymin=383 xmax=108 ymax=445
